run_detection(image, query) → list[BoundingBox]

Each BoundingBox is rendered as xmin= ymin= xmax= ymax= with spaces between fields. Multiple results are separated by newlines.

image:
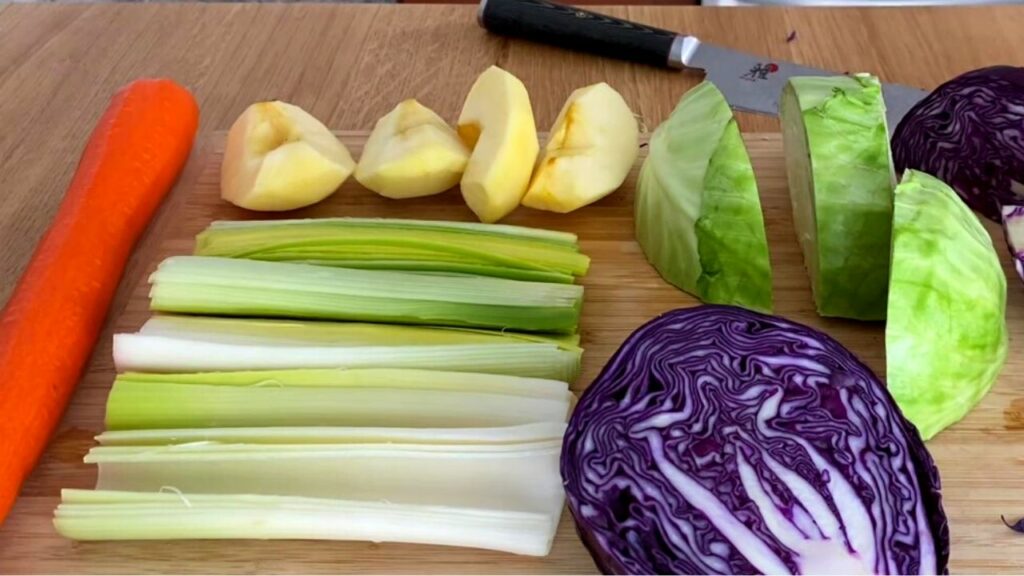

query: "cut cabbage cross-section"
xmin=561 ymin=306 xmax=948 ymax=574
xmin=781 ymin=74 xmax=895 ymax=320
xmin=636 ymin=81 xmax=772 ymax=313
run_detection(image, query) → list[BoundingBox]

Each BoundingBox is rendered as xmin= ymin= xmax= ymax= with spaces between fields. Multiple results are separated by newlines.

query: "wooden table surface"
xmin=2 ymin=3 xmax=1024 ymax=573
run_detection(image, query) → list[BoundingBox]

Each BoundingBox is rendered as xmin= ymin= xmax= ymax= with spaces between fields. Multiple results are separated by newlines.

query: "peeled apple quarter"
xmin=781 ymin=74 xmax=894 ymax=320
xmin=635 ymin=81 xmax=772 ymax=313
xmin=221 ymin=101 xmax=355 ymax=212
xmin=522 ymin=82 xmax=639 ymax=213
xmin=355 ymin=99 xmax=469 ymax=199
xmin=887 ymin=169 xmax=1008 ymax=440
xmin=457 ymin=66 xmax=539 ymax=223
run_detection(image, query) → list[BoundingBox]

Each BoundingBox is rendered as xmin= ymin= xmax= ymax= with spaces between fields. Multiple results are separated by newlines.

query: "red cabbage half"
xmin=892 ymin=65 xmax=1024 ymax=222
xmin=562 ymin=306 xmax=948 ymax=575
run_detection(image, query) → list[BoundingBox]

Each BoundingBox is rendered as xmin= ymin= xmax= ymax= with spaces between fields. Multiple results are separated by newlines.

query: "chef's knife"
xmin=477 ymin=0 xmax=928 ymax=129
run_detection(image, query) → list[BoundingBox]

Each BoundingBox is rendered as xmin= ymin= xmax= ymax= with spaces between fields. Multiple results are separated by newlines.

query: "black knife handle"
xmin=478 ymin=0 xmax=682 ymax=70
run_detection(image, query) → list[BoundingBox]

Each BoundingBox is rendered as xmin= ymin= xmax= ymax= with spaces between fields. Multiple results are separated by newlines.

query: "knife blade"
xmin=478 ymin=0 xmax=928 ymax=128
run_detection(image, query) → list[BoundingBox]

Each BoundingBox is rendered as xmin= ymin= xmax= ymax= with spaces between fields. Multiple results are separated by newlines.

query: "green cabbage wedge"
xmin=886 ymin=169 xmax=1008 ymax=440
xmin=636 ymin=81 xmax=772 ymax=313
xmin=781 ymin=74 xmax=895 ymax=320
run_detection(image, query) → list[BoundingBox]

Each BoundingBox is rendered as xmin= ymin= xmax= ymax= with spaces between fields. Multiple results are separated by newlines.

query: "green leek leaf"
xmin=149 ymin=256 xmax=584 ymax=334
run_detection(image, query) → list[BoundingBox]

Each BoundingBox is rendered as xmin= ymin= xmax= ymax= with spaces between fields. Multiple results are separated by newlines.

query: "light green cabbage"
xmin=636 ymin=81 xmax=772 ymax=312
xmin=887 ymin=169 xmax=1008 ymax=440
xmin=781 ymin=74 xmax=894 ymax=320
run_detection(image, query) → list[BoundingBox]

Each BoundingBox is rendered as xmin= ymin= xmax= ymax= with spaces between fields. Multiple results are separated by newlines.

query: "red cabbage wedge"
xmin=893 ymin=66 xmax=1024 ymax=223
xmin=1004 ymin=205 xmax=1024 ymax=284
xmin=562 ymin=306 xmax=948 ymax=575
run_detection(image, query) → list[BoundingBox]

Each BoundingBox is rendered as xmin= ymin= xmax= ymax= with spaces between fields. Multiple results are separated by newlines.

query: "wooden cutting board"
xmin=1 ymin=132 xmax=1022 ymax=574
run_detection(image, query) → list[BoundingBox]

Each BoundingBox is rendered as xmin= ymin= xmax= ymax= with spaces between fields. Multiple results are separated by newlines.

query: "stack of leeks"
xmin=55 ymin=218 xmax=589 ymax=557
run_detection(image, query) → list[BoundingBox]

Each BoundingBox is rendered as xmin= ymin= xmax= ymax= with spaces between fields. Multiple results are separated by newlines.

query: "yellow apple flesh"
xmin=221 ymin=101 xmax=355 ymax=211
xmin=457 ymin=66 xmax=539 ymax=223
xmin=522 ymin=82 xmax=639 ymax=213
xmin=355 ymin=99 xmax=469 ymax=199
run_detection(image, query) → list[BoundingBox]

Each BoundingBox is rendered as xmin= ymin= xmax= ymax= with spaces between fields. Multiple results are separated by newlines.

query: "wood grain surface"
xmin=0 ymin=130 xmax=1021 ymax=574
xmin=1 ymin=4 xmax=1024 ymax=573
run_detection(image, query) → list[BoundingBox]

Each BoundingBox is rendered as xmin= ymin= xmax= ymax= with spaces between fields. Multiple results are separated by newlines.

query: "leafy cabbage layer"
xmin=781 ymin=74 xmax=894 ymax=320
xmin=887 ymin=170 xmax=1008 ymax=440
xmin=637 ymin=81 xmax=772 ymax=313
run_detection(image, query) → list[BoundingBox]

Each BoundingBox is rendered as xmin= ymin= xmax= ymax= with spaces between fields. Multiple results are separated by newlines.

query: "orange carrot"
xmin=0 ymin=79 xmax=199 ymax=522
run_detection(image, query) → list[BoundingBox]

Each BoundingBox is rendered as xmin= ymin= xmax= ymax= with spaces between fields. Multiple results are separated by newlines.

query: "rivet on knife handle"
xmin=478 ymin=0 xmax=689 ymax=70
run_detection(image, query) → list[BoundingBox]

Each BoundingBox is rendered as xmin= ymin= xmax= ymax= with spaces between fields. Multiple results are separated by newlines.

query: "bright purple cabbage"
xmin=562 ymin=306 xmax=949 ymax=575
xmin=1004 ymin=204 xmax=1024 ymax=284
xmin=892 ymin=65 xmax=1024 ymax=222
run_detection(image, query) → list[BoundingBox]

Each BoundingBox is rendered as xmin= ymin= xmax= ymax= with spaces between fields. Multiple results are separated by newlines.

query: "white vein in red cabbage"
xmin=1003 ymin=204 xmax=1024 ymax=284
xmin=562 ymin=306 xmax=948 ymax=575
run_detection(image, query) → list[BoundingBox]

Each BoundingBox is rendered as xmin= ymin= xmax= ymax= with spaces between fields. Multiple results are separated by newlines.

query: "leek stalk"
xmin=96 ymin=422 xmax=567 ymax=446
xmin=85 ymin=441 xmax=564 ymax=514
xmin=114 ymin=368 xmax=570 ymax=398
xmin=148 ymin=256 xmax=584 ymax=334
xmin=114 ymin=316 xmax=581 ymax=381
xmin=137 ymin=314 xmax=580 ymax=348
xmin=194 ymin=217 xmax=589 ymax=283
xmin=55 ymin=490 xmax=558 ymax=556
xmin=105 ymin=368 xmax=573 ymax=430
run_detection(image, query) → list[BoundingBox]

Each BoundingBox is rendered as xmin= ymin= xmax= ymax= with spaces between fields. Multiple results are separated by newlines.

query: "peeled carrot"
xmin=0 ymin=79 xmax=199 ymax=522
